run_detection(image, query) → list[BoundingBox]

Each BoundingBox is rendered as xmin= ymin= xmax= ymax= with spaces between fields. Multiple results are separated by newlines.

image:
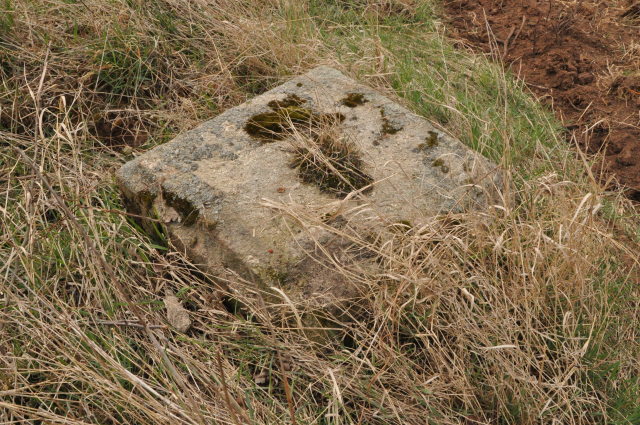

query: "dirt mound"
xmin=445 ymin=0 xmax=640 ymax=198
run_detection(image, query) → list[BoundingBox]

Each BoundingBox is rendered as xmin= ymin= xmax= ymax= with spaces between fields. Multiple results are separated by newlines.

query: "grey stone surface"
xmin=117 ymin=66 xmax=503 ymax=304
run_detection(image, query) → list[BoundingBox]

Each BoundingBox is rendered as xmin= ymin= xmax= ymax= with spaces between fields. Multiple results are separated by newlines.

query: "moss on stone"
xmin=341 ymin=92 xmax=368 ymax=107
xmin=425 ymin=131 xmax=439 ymax=147
xmin=267 ymin=93 xmax=306 ymax=109
xmin=379 ymin=108 xmax=402 ymax=135
xmin=245 ymin=106 xmax=313 ymax=141
xmin=432 ymin=158 xmax=449 ymax=174
xmin=245 ymin=93 xmax=345 ymax=142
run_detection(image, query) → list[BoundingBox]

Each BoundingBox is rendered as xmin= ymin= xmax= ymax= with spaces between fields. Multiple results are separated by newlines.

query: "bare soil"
xmin=445 ymin=0 xmax=640 ymax=198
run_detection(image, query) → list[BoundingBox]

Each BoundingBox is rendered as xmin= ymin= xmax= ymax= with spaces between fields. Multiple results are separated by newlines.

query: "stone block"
xmin=117 ymin=66 xmax=502 ymax=305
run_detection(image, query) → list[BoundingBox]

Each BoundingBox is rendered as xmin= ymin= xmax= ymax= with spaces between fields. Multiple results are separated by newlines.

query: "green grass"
xmin=0 ymin=0 xmax=14 ymax=36
xmin=310 ymin=0 xmax=562 ymax=168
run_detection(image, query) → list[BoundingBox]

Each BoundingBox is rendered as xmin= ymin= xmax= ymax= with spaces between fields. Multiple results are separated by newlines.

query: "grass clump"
xmin=289 ymin=119 xmax=373 ymax=197
xmin=1 ymin=1 xmax=639 ymax=424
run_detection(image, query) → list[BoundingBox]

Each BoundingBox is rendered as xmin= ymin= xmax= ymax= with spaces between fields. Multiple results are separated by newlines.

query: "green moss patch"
xmin=425 ymin=131 xmax=439 ymax=147
xmin=245 ymin=93 xmax=345 ymax=142
xmin=245 ymin=106 xmax=314 ymax=141
xmin=341 ymin=92 xmax=368 ymax=107
xmin=432 ymin=158 xmax=450 ymax=174
xmin=381 ymin=118 xmax=402 ymax=135
xmin=379 ymin=108 xmax=402 ymax=135
xmin=267 ymin=93 xmax=306 ymax=109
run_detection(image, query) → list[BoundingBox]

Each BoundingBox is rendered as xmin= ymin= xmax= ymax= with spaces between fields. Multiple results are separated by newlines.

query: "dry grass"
xmin=1 ymin=0 xmax=639 ymax=424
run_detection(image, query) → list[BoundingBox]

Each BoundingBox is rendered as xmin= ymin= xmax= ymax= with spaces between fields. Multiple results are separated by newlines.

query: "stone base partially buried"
xmin=117 ymin=66 xmax=503 ymax=313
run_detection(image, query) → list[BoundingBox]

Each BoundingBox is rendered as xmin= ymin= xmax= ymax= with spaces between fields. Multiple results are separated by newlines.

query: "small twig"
xmin=216 ymin=351 xmax=242 ymax=425
xmin=502 ymin=25 xmax=516 ymax=57
xmin=277 ymin=351 xmax=298 ymax=425
xmin=254 ymin=293 xmax=298 ymax=424
xmin=24 ymin=46 xmax=50 ymax=141
xmin=511 ymin=15 xmax=527 ymax=49
xmin=77 ymin=0 xmax=94 ymax=15
xmin=621 ymin=3 xmax=640 ymax=19
xmin=95 ymin=320 xmax=167 ymax=330
xmin=78 ymin=206 xmax=163 ymax=223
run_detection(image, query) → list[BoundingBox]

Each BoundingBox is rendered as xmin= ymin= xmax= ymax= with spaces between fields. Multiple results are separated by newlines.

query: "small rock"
xmin=164 ymin=292 xmax=191 ymax=333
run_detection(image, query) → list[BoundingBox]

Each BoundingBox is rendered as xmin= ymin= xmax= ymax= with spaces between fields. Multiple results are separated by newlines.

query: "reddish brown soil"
xmin=444 ymin=0 xmax=640 ymax=198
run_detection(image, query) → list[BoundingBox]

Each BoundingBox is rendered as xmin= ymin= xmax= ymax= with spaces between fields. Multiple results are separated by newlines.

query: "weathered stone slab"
xmin=117 ymin=66 xmax=502 ymax=302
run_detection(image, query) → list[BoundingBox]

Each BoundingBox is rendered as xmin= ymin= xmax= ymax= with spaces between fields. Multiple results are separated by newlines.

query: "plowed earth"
xmin=445 ymin=0 xmax=640 ymax=198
